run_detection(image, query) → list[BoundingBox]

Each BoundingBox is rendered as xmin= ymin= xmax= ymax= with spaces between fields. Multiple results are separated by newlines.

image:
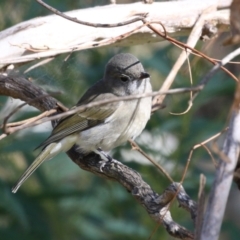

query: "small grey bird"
xmin=12 ymin=53 xmax=152 ymax=193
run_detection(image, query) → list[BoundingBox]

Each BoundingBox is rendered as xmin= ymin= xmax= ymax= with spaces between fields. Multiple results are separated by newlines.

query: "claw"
xmin=95 ymin=148 xmax=122 ymax=172
xmin=99 ymin=160 xmax=106 ymax=172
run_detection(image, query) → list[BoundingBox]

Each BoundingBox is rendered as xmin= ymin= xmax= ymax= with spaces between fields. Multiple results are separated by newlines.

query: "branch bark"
xmin=0 ymin=0 xmax=231 ymax=68
xmin=200 ymin=80 xmax=240 ymax=240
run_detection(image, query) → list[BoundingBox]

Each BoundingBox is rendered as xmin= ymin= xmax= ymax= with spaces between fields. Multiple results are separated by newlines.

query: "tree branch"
xmin=0 ymin=74 xmax=197 ymax=239
xmin=200 ymin=78 xmax=240 ymax=240
xmin=0 ymin=0 xmax=231 ymax=68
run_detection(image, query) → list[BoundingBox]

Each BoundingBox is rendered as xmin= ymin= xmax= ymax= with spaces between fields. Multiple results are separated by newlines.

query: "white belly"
xmin=76 ymin=79 xmax=152 ymax=153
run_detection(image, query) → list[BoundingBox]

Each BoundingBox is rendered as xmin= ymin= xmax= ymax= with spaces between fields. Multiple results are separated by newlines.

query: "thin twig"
xmin=211 ymin=137 xmax=231 ymax=163
xmin=144 ymin=21 xmax=239 ymax=84
xmin=36 ymin=0 xmax=147 ymax=28
xmin=186 ymin=128 xmax=229 ymax=170
xmin=129 ymin=139 xmax=173 ymax=182
xmin=1 ymin=86 xmax=203 ymax=136
xmin=201 ymin=144 xmax=217 ymax=167
xmin=4 ymin=109 xmax=57 ymax=133
xmin=151 ymin=10 xmax=208 ymax=109
xmin=193 ymin=47 xmax=240 ymax=101
xmin=195 ymin=127 xmax=229 ymax=147
xmin=170 ymin=49 xmax=194 ymax=115
xmin=168 ymin=47 xmax=240 ymax=112
xmin=2 ymin=94 xmax=54 ymax=134
xmin=24 ymin=57 xmax=55 ymax=73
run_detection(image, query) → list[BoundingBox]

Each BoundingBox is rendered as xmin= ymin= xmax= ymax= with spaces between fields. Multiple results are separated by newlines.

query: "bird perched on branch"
xmin=12 ymin=53 xmax=152 ymax=193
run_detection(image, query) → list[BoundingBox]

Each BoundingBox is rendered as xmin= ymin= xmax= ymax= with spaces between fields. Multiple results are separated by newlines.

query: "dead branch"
xmin=0 ymin=0 xmax=231 ymax=68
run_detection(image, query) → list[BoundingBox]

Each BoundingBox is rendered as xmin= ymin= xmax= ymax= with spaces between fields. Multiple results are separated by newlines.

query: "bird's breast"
xmin=77 ymin=79 xmax=152 ymax=153
xmin=103 ymin=99 xmax=151 ymax=151
xmin=122 ymin=97 xmax=152 ymax=140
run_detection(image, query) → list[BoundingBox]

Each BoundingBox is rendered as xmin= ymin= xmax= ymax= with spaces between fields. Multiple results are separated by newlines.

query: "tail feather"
xmin=12 ymin=143 xmax=57 ymax=193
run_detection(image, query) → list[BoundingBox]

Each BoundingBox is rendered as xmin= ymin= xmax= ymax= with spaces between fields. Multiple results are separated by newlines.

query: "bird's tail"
xmin=12 ymin=143 xmax=58 ymax=193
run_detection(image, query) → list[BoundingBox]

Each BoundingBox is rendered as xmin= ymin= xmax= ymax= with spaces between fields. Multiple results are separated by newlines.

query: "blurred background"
xmin=0 ymin=1 xmax=240 ymax=239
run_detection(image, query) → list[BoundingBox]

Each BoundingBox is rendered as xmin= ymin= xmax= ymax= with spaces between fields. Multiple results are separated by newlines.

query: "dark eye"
xmin=120 ymin=75 xmax=129 ymax=82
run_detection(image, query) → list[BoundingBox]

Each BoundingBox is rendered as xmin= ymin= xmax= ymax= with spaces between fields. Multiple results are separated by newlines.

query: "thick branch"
xmin=0 ymin=74 xmax=58 ymax=112
xmin=0 ymin=74 xmax=197 ymax=239
xmin=200 ymin=82 xmax=240 ymax=240
xmin=0 ymin=0 xmax=231 ymax=68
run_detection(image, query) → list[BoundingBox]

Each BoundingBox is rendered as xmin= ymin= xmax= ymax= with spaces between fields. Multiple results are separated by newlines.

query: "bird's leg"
xmin=97 ymin=148 xmax=113 ymax=162
xmin=96 ymin=148 xmax=122 ymax=171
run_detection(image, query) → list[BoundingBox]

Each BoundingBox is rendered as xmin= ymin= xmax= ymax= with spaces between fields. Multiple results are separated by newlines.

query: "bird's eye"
xmin=120 ymin=75 xmax=129 ymax=82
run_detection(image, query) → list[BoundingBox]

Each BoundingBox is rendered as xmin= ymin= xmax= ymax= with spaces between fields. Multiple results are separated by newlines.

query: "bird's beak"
xmin=139 ymin=72 xmax=150 ymax=79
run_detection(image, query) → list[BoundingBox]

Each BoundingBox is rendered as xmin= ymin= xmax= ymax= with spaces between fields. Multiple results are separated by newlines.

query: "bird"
xmin=12 ymin=53 xmax=152 ymax=193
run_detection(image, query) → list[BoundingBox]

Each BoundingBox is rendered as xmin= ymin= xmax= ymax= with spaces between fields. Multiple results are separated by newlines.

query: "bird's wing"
xmin=38 ymin=93 xmax=120 ymax=149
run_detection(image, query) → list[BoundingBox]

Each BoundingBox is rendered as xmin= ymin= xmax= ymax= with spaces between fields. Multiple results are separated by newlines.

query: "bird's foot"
xmin=96 ymin=148 xmax=121 ymax=172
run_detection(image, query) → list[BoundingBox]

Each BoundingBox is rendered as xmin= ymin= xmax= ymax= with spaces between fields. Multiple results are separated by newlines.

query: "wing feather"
xmin=38 ymin=89 xmax=120 ymax=149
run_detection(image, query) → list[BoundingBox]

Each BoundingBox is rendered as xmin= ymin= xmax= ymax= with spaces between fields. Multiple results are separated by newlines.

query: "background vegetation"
xmin=0 ymin=1 xmax=239 ymax=239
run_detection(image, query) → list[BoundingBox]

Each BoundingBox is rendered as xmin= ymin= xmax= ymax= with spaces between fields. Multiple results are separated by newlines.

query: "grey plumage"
xmin=12 ymin=53 xmax=152 ymax=193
